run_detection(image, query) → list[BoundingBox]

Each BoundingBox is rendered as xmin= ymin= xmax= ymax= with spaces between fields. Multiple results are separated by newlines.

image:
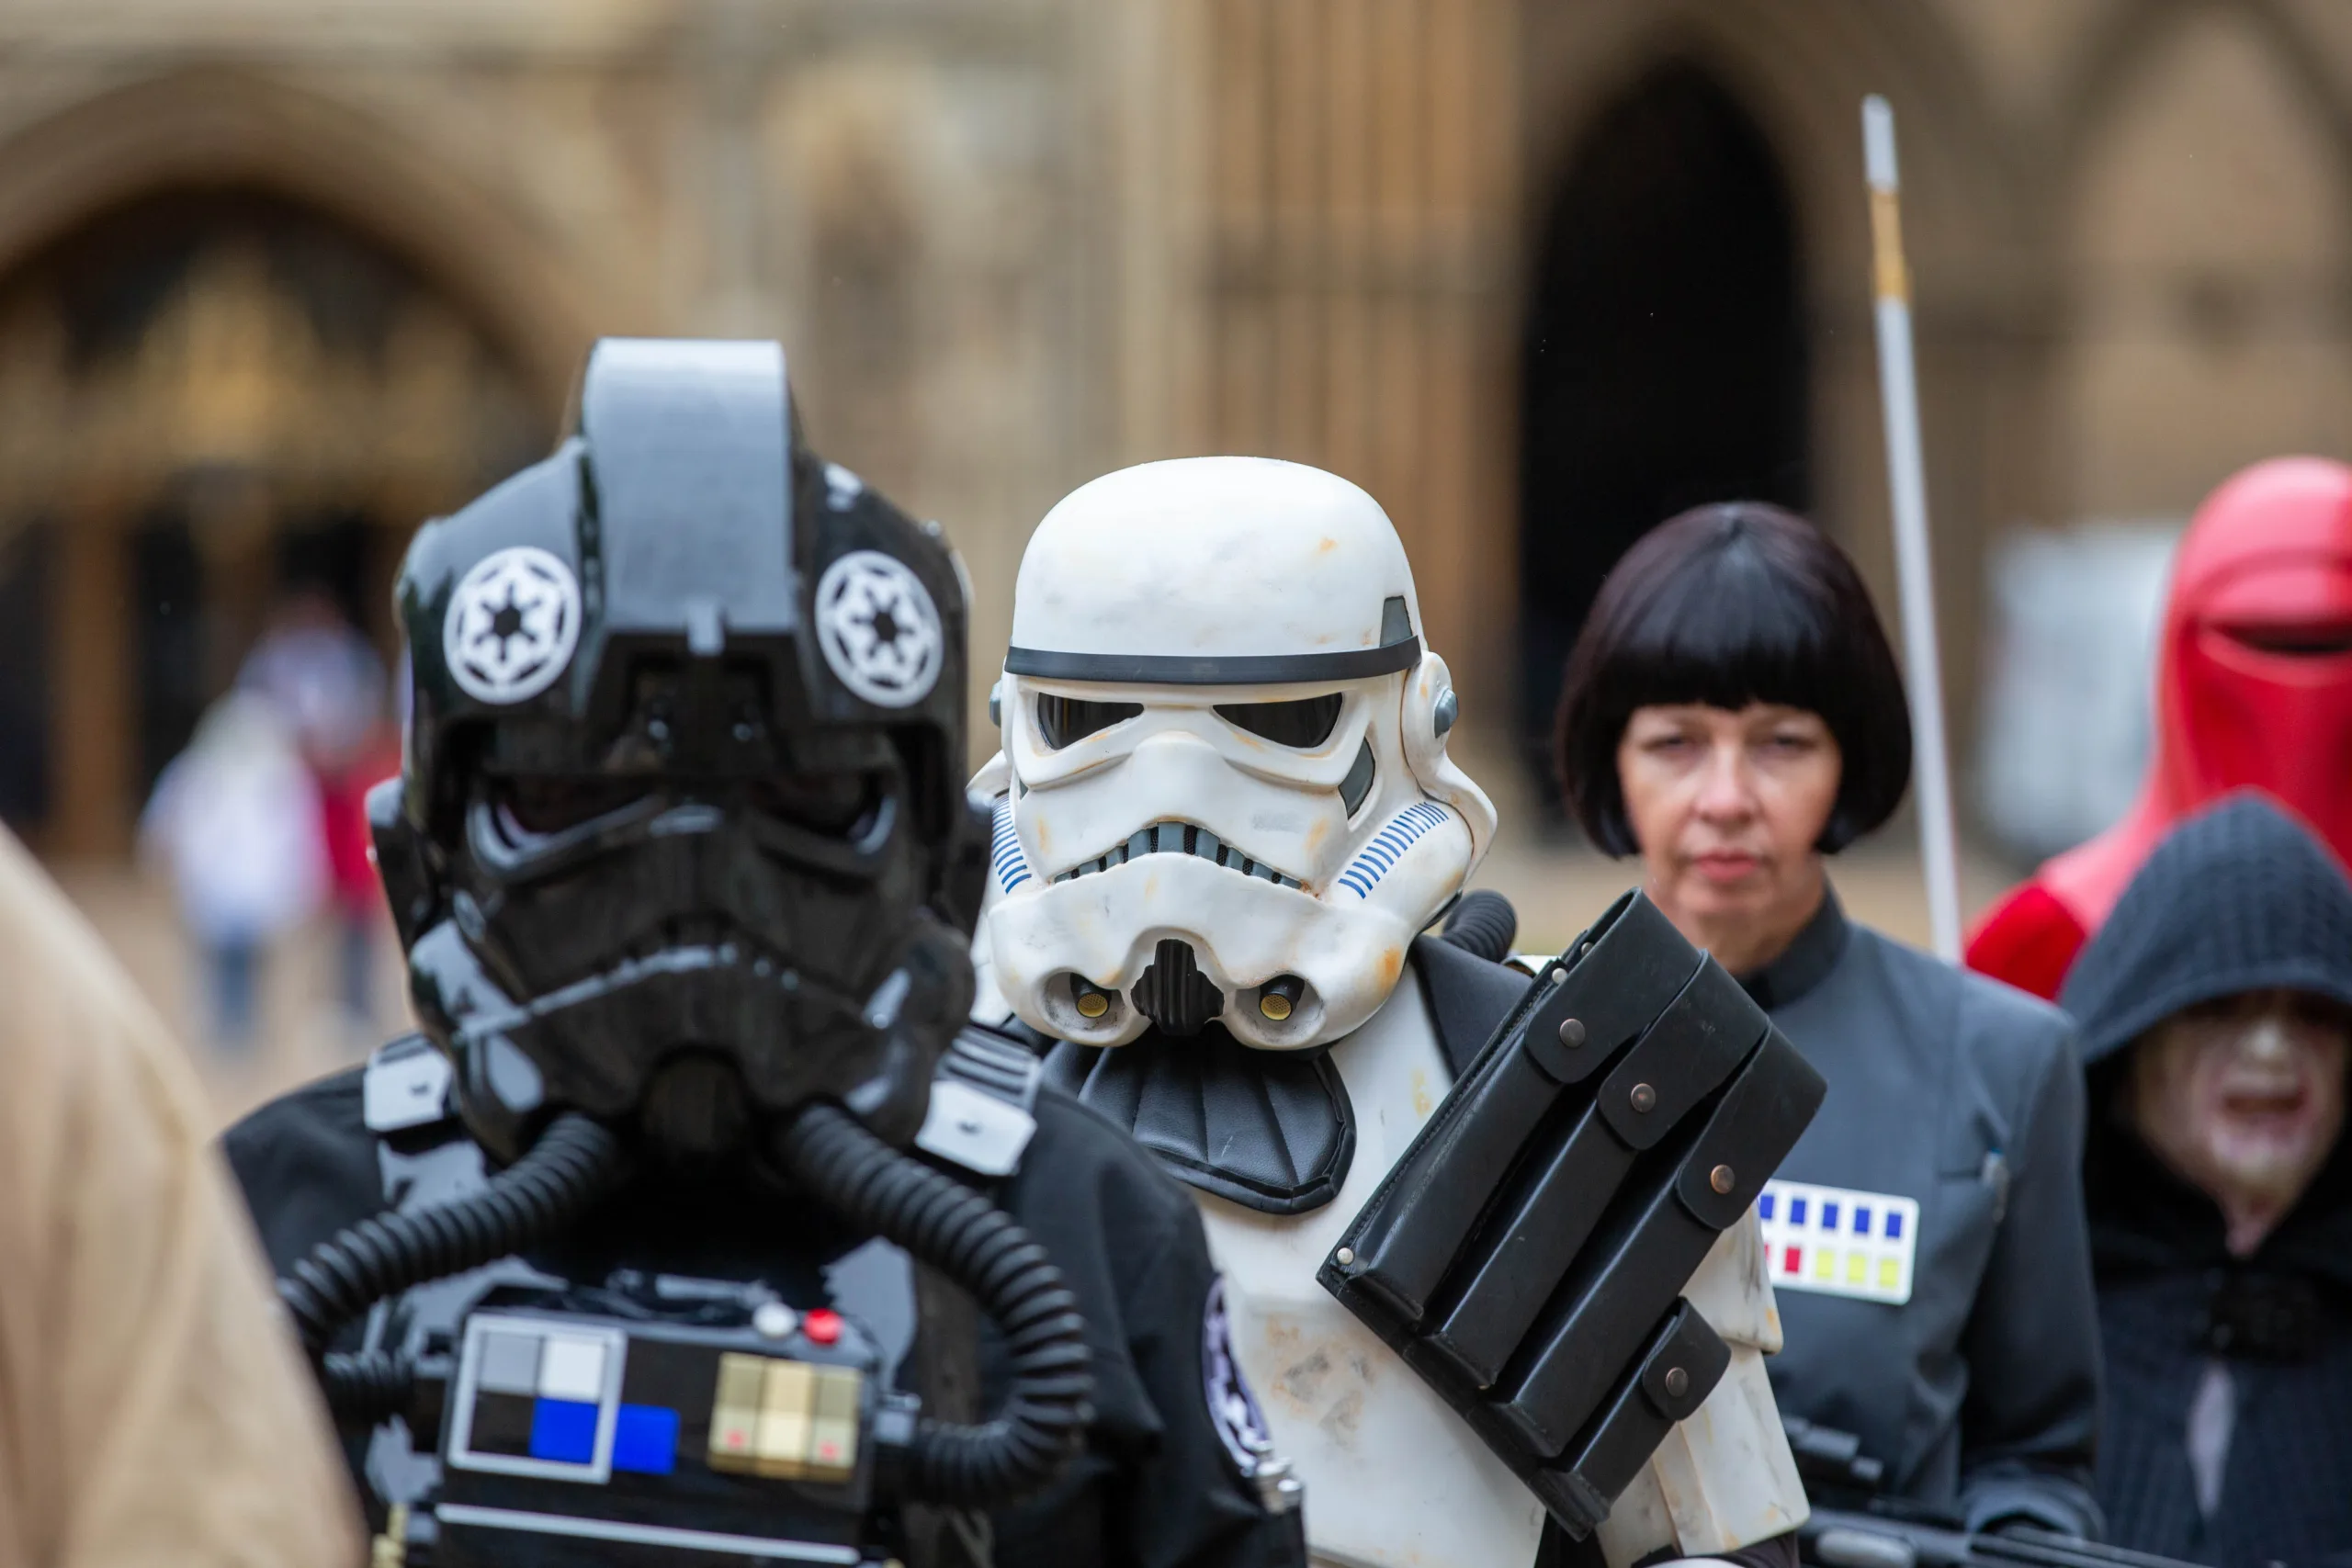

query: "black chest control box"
xmin=408 ymin=1282 xmax=911 ymax=1567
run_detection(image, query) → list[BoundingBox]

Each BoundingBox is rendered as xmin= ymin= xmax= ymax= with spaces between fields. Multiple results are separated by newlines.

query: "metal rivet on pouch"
xmin=1334 ymin=1247 xmax=1355 ymax=1267
xmin=1711 ymin=1165 xmax=1736 ymax=1194
xmin=1663 ymin=1366 xmax=1689 ymax=1399
xmin=1629 ymin=1082 xmax=1657 ymax=1113
xmin=1557 ymin=1018 xmax=1586 ymax=1049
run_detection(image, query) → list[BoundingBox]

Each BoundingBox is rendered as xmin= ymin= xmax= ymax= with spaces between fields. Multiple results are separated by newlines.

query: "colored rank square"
xmin=529 ymin=1399 xmax=599 ymax=1464
xmin=612 ymin=1404 xmax=680 ymax=1475
xmin=1756 ymin=1178 xmax=1919 ymax=1305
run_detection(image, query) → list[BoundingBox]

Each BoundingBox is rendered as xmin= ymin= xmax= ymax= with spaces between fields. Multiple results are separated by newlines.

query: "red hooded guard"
xmin=1967 ymin=456 xmax=2352 ymax=998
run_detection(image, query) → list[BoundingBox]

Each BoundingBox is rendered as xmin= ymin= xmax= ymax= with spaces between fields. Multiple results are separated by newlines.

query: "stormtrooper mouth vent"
xmin=1133 ymin=938 xmax=1225 ymax=1036
xmin=1051 ymin=820 xmax=1303 ymax=889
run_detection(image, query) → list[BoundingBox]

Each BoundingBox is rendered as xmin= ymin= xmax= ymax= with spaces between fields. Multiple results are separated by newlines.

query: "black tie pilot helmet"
xmin=369 ymin=339 xmax=978 ymax=1165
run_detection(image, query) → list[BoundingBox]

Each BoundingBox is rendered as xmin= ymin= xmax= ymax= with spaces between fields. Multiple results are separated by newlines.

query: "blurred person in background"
xmin=139 ymin=688 xmax=327 ymax=1050
xmin=0 ymin=818 xmax=360 ymax=1566
xmin=2058 ymin=794 xmax=2352 ymax=1568
xmin=1555 ymin=502 xmax=2103 ymax=1537
xmin=1970 ymin=457 xmax=2352 ymax=1000
xmin=240 ymin=586 xmax=397 ymax=1024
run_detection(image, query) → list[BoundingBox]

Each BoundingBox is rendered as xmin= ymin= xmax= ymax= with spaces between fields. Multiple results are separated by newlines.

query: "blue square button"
xmin=528 ymin=1399 xmax=600 ymax=1464
xmin=612 ymin=1404 xmax=680 ymax=1475
xmin=1821 ymin=1201 xmax=1840 ymax=1231
xmin=1789 ymin=1198 xmax=1808 ymax=1226
xmin=1884 ymin=1211 xmax=1904 ymax=1240
xmin=1758 ymin=1192 xmax=1775 ymax=1221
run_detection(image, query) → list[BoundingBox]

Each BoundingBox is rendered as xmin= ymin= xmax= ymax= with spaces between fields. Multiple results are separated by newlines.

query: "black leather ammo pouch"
xmin=1318 ymin=890 xmax=1826 ymax=1535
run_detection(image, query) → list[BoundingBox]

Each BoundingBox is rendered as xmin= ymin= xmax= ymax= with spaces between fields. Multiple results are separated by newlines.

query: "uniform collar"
xmin=1736 ymin=885 xmax=1849 ymax=1011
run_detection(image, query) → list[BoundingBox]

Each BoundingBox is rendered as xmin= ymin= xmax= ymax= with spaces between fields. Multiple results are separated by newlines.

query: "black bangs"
xmin=1554 ymin=502 xmax=1913 ymax=856
xmin=1595 ymin=536 xmax=1849 ymax=716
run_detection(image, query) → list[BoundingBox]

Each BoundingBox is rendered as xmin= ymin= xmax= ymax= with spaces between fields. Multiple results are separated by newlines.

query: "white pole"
xmin=1862 ymin=96 xmax=1964 ymax=963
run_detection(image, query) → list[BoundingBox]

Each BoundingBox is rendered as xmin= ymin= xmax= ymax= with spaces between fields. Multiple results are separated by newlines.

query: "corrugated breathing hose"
xmin=277 ymin=1098 xmax=1093 ymax=1510
xmin=769 ymin=1100 xmax=1095 ymax=1506
xmin=276 ymin=1112 xmax=628 ymax=1420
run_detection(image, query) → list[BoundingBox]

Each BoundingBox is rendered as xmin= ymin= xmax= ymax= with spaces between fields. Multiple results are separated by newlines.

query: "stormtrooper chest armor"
xmin=1191 ymin=957 xmax=1801 ymax=1568
xmin=1200 ymin=961 xmax=1546 ymax=1568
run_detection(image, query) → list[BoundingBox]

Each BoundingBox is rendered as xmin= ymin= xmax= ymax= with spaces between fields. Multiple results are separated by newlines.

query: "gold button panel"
xmin=707 ymin=1352 xmax=863 ymax=1483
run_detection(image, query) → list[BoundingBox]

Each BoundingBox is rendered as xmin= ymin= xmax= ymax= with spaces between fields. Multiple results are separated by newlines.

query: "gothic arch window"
xmin=0 ymin=187 xmax=550 ymax=848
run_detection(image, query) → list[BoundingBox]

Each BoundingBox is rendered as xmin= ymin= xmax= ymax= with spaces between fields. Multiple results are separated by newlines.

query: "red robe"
xmin=1968 ymin=456 xmax=2352 ymax=998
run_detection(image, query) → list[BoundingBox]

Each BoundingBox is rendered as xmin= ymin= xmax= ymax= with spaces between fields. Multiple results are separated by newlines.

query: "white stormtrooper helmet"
xmin=972 ymin=457 xmax=1497 ymax=1051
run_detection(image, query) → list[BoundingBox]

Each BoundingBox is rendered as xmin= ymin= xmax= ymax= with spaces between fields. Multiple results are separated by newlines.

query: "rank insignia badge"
xmin=1757 ymin=1179 xmax=1918 ymax=1305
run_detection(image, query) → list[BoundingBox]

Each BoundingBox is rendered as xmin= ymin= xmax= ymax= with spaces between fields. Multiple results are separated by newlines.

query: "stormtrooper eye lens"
xmin=1339 ymin=739 xmax=1376 ymax=814
xmin=1215 ymin=694 xmax=1343 ymax=749
xmin=1035 ymin=694 xmax=1142 ymax=749
xmin=496 ymin=774 xmax=657 ymax=834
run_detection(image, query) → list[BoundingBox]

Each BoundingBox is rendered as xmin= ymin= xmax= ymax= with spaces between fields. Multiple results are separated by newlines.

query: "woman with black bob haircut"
xmin=1556 ymin=502 xmax=2105 ymax=1539
xmin=1559 ymin=502 xmax=1911 ymax=865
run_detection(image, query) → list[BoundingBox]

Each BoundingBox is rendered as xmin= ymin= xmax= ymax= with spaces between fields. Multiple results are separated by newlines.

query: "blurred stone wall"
xmin=1 ymin=0 xmax=2350 ymax=846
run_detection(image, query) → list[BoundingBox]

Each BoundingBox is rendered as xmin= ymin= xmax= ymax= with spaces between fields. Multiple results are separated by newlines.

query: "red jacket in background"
xmin=1968 ymin=456 xmax=2352 ymax=998
xmin=318 ymin=736 xmax=401 ymax=913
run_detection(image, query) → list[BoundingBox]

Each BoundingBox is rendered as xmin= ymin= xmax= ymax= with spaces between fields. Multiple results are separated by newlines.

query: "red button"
xmin=802 ymin=1309 xmax=842 ymax=1346
xmin=1782 ymin=1246 xmax=1803 ymax=1275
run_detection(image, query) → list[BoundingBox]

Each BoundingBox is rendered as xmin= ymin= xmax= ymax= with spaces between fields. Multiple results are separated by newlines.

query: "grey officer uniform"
xmin=1745 ymin=890 xmax=2103 ymax=1537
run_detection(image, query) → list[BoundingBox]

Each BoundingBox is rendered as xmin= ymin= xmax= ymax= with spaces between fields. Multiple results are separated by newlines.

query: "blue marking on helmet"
xmin=1337 ymin=801 xmax=1453 ymax=898
xmin=991 ymin=796 xmax=1032 ymax=893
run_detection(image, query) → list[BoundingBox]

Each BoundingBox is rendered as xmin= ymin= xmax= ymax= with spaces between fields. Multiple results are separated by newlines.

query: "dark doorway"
xmin=0 ymin=527 xmax=51 ymax=828
xmin=277 ymin=510 xmax=378 ymax=629
xmin=1518 ymin=63 xmax=1809 ymax=800
xmin=133 ymin=513 xmax=207 ymax=801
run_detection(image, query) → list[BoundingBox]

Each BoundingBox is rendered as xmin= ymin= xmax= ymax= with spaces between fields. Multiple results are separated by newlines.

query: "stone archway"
xmin=0 ymin=68 xmax=597 ymax=407
xmin=0 ymin=75 xmax=592 ymax=854
xmin=0 ymin=70 xmax=606 ymax=855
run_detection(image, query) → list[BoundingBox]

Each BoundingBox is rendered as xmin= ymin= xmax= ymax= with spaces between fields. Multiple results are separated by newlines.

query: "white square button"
xmin=537 ymin=1335 xmax=608 ymax=1403
xmin=477 ymin=1328 xmax=544 ymax=1396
